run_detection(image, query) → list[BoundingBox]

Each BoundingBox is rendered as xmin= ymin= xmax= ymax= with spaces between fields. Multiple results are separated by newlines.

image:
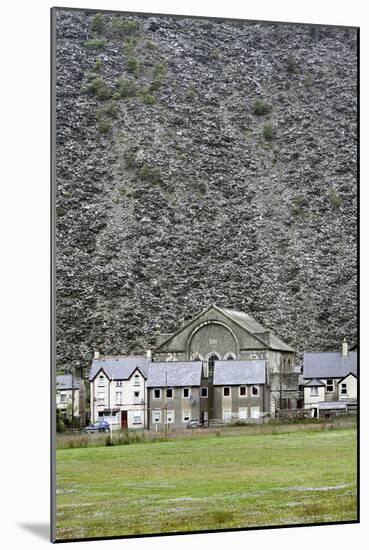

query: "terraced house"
xmin=302 ymin=339 xmax=357 ymax=418
xmin=89 ymin=304 xmax=300 ymax=429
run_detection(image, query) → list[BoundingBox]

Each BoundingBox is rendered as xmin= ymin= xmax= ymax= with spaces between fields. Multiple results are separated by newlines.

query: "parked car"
xmin=85 ymin=421 xmax=110 ymax=433
xmin=186 ymin=419 xmax=204 ymax=429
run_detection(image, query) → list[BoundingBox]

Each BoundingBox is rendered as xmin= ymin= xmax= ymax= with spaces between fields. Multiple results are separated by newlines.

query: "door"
xmin=121 ymin=410 xmax=128 ymax=429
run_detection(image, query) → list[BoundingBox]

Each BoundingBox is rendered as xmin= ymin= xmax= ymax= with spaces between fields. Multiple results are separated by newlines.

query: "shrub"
xmin=90 ymin=13 xmax=105 ymax=35
xmin=140 ymin=88 xmax=156 ymax=104
xmin=153 ymin=62 xmax=167 ymax=79
xmin=86 ymin=77 xmax=111 ymax=99
xmin=262 ymin=123 xmax=275 ymax=141
xmin=116 ymin=77 xmax=137 ymax=99
xmin=124 ymin=152 xmax=137 ymax=169
xmin=210 ymin=48 xmax=221 ymax=60
xmin=92 ymin=59 xmax=102 ymax=72
xmin=145 ymin=40 xmax=157 ymax=50
xmin=56 ymin=206 xmax=66 ymax=217
xmin=96 ymin=101 xmax=118 ymax=133
xmin=83 ymin=38 xmax=107 ymax=49
xmin=138 ymin=164 xmax=162 ymax=185
xmin=126 ymin=56 xmax=140 ymax=75
xmin=112 ymin=17 xmax=140 ymax=37
xmin=97 ymin=118 xmax=112 ymax=133
xmin=329 ymin=188 xmax=342 ymax=209
xmin=303 ymin=74 xmax=313 ymax=88
xmin=253 ymin=99 xmax=273 ymax=116
xmin=187 ymin=87 xmax=197 ymax=100
xmin=123 ymin=37 xmax=137 ymax=56
xmin=290 ymin=194 xmax=306 ymax=215
xmin=287 ymin=54 xmax=298 ymax=74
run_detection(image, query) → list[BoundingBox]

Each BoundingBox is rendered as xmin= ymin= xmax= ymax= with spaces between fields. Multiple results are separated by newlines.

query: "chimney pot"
xmin=94 ymin=350 xmax=100 ymax=360
xmin=147 ymin=349 xmax=152 ymax=359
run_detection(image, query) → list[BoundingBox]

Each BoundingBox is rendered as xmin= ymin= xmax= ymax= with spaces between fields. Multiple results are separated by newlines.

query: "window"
xmin=152 ymin=410 xmax=161 ymax=423
xmin=98 ymin=375 xmax=104 ymax=386
xmin=223 ymin=409 xmax=231 ymax=421
xmin=207 ymin=354 xmax=220 ymax=377
xmin=201 ymin=387 xmax=208 ymax=398
xmin=239 ymin=407 xmax=248 ymax=420
xmin=223 ymin=387 xmax=230 ymax=397
xmin=340 ymin=383 xmax=348 ymax=395
xmin=116 ymin=380 xmax=122 ymax=387
xmin=60 ymin=393 xmax=67 ymax=403
xmin=133 ymin=413 xmax=142 ymax=424
xmin=134 ymin=374 xmax=140 ymax=386
xmin=115 ymin=391 xmax=122 ymax=405
xmin=167 ymin=410 xmax=175 ymax=423
xmin=98 ymin=391 xmax=104 ymax=405
xmin=251 ymin=386 xmax=259 ymax=397
xmin=134 ymin=391 xmax=140 ymax=397
xmin=250 ymin=406 xmax=260 ymax=419
xmin=183 ymin=388 xmax=190 ymax=398
xmin=153 ymin=389 xmax=161 ymax=399
xmin=239 ymin=386 xmax=247 ymax=397
xmin=326 ymin=379 xmax=334 ymax=392
xmin=166 ymin=388 xmax=173 ymax=399
xmin=182 ymin=410 xmax=191 ymax=422
xmin=224 ymin=352 xmax=236 ymax=360
xmin=310 ymin=387 xmax=318 ymax=396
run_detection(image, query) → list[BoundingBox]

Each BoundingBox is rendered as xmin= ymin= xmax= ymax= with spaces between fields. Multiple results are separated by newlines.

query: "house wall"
xmin=212 ymin=385 xmax=265 ymax=421
xmin=56 ymin=388 xmax=80 ymax=417
xmin=90 ymin=369 xmax=147 ymax=428
xmin=338 ymin=375 xmax=357 ymax=400
xmin=148 ymin=386 xmax=200 ymax=430
xmin=304 ymin=386 xmax=325 ymax=408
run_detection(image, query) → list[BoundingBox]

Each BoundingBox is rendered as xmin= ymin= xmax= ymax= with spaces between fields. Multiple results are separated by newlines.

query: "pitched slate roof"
xmin=213 ymin=360 xmax=266 ymax=385
xmin=303 ymin=378 xmax=325 ymax=387
xmin=147 ymin=361 xmax=202 ymax=388
xmin=303 ymin=352 xmax=357 ymax=380
xmin=214 ymin=306 xmax=294 ymax=352
xmin=89 ymin=356 xmax=149 ymax=381
xmin=56 ymin=374 xmax=81 ymax=390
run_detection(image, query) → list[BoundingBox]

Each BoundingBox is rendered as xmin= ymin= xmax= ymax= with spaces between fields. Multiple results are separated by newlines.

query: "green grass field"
xmin=56 ymin=427 xmax=357 ymax=540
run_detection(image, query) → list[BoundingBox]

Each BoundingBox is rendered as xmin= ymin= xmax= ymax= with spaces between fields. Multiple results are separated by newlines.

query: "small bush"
xmin=210 ymin=48 xmax=221 ymax=60
xmin=92 ymin=59 xmax=102 ymax=72
xmin=145 ymin=40 xmax=157 ymax=50
xmin=90 ymin=13 xmax=105 ymax=35
xmin=262 ymin=123 xmax=276 ymax=141
xmin=56 ymin=206 xmax=66 ymax=217
xmin=329 ymin=188 xmax=342 ymax=209
xmin=85 ymin=71 xmax=100 ymax=81
xmin=253 ymin=99 xmax=273 ymax=116
xmin=126 ymin=56 xmax=140 ymax=75
xmin=138 ymin=164 xmax=162 ymax=185
xmin=123 ymin=37 xmax=137 ymax=56
xmin=112 ymin=17 xmax=140 ymax=37
xmin=116 ymin=77 xmax=137 ymax=99
xmin=83 ymin=38 xmax=107 ymax=50
xmin=290 ymin=194 xmax=306 ymax=215
xmin=187 ymin=87 xmax=197 ymax=100
xmin=140 ymin=88 xmax=156 ymax=104
xmin=86 ymin=77 xmax=111 ymax=99
xmin=153 ymin=62 xmax=167 ymax=79
xmin=124 ymin=152 xmax=137 ymax=170
xmin=96 ymin=101 xmax=118 ymax=133
xmin=287 ymin=54 xmax=298 ymax=74
xmin=303 ymin=74 xmax=313 ymax=88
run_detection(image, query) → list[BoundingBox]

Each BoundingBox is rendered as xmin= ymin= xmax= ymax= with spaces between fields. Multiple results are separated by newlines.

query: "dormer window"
xmin=134 ymin=374 xmax=140 ymax=386
xmin=98 ymin=375 xmax=104 ymax=386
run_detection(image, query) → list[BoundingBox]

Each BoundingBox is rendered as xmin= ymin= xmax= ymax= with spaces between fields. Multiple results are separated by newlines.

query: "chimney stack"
xmin=342 ymin=338 xmax=348 ymax=357
xmin=146 ymin=349 xmax=152 ymax=359
xmin=94 ymin=350 xmax=100 ymax=360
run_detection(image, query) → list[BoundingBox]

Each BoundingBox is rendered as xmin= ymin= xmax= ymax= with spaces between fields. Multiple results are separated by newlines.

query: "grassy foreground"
xmin=56 ymin=427 xmax=357 ymax=540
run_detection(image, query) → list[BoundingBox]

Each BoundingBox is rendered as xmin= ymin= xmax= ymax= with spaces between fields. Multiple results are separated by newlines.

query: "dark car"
xmin=186 ymin=419 xmax=204 ymax=429
xmin=85 ymin=421 xmax=110 ymax=433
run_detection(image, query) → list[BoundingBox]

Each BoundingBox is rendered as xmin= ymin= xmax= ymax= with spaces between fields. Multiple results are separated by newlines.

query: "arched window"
xmin=224 ymin=352 xmax=236 ymax=360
